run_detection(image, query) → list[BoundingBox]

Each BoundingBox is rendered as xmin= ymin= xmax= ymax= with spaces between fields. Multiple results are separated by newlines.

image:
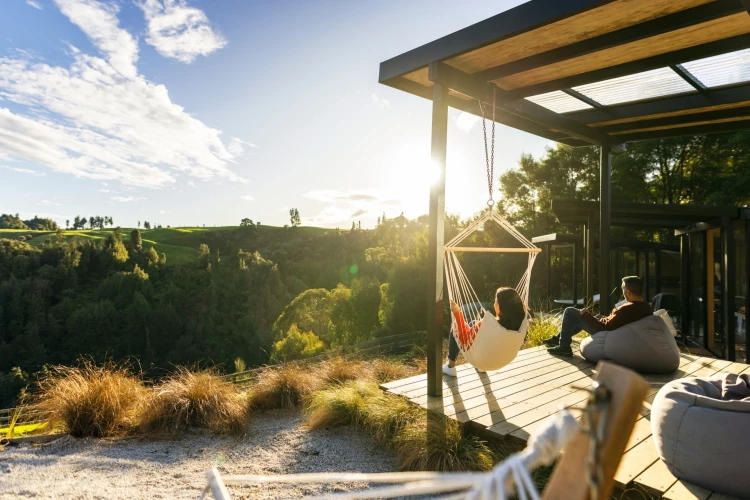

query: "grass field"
xmin=0 ymin=225 xmax=337 ymax=266
xmin=0 ymin=421 xmax=47 ymax=437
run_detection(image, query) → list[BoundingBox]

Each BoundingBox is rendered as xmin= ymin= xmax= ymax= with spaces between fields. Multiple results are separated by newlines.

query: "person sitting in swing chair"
xmin=443 ymin=287 xmax=527 ymax=377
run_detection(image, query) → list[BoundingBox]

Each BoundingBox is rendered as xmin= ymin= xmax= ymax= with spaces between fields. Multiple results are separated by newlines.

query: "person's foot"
xmin=547 ymin=345 xmax=573 ymax=357
xmin=442 ymin=363 xmax=457 ymax=377
xmin=543 ymin=336 xmax=560 ymax=347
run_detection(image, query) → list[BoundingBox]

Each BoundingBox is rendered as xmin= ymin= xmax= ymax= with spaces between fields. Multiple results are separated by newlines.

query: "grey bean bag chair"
xmin=579 ymin=315 xmax=680 ymax=374
xmin=651 ymin=374 xmax=750 ymax=497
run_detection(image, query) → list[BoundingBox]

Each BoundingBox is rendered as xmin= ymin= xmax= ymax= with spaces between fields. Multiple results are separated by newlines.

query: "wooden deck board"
xmin=383 ymin=346 xmax=749 ymax=498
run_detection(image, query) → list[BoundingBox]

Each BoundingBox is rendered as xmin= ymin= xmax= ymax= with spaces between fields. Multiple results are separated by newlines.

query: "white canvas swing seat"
xmin=444 ymin=210 xmax=540 ymax=371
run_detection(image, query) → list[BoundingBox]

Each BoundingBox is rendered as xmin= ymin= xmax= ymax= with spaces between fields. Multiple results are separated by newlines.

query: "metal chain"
xmin=582 ymin=382 xmax=611 ymax=500
xmin=480 ymin=86 xmax=497 ymax=210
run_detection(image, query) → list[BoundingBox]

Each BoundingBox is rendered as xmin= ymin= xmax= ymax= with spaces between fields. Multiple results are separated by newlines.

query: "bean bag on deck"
xmin=651 ymin=374 xmax=750 ymax=497
xmin=579 ymin=315 xmax=680 ymax=374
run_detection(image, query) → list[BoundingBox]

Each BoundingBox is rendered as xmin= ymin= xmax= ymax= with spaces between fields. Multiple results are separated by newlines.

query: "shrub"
xmin=361 ymin=391 xmax=422 ymax=446
xmin=30 ymin=360 xmax=147 ymax=438
xmin=393 ymin=415 xmax=494 ymax=472
xmin=250 ymin=364 xmax=320 ymax=409
xmin=319 ymin=356 xmax=368 ymax=385
xmin=524 ymin=313 xmax=562 ymax=348
xmin=271 ymin=325 xmax=326 ymax=362
xmin=234 ymin=357 xmax=246 ymax=373
xmin=139 ymin=367 xmax=249 ymax=436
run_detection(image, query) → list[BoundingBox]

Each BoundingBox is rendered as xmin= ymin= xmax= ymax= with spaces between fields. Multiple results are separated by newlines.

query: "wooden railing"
xmin=0 ymin=330 xmax=427 ymax=430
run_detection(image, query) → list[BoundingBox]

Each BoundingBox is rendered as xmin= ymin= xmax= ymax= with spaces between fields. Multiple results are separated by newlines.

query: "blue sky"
xmin=0 ymin=0 xmax=552 ymax=229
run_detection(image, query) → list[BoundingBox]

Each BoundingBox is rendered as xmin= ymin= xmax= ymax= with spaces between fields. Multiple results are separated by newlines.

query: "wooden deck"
xmin=381 ymin=346 xmax=749 ymax=499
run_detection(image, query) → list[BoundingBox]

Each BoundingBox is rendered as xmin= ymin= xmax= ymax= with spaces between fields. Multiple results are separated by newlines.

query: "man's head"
xmin=621 ymin=276 xmax=644 ymax=302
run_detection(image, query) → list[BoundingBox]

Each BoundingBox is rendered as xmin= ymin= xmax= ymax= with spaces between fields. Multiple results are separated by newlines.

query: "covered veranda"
xmin=379 ymin=0 xmax=750 ymax=399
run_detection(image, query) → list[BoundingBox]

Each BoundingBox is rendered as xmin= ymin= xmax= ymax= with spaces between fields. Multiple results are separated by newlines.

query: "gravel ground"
xmin=0 ymin=409 xmax=400 ymax=499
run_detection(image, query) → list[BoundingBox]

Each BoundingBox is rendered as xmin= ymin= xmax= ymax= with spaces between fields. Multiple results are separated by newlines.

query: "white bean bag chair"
xmin=651 ymin=374 xmax=750 ymax=497
xmin=579 ymin=315 xmax=680 ymax=374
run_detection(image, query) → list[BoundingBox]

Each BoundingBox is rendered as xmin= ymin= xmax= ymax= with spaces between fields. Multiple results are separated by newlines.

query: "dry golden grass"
xmin=138 ymin=367 xmax=250 ymax=436
xmin=361 ymin=392 xmax=422 ymax=446
xmin=393 ymin=415 xmax=494 ymax=472
xmin=305 ymin=380 xmax=379 ymax=429
xmin=318 ymin=356 xmax=368 ymax=385
xmin=30 ymin=360 xmax=147 ymax=438
xmin=369 ymin=358 xmax=418 ymax=384
xmin=250 ymin=363 xmax=321 ymax=410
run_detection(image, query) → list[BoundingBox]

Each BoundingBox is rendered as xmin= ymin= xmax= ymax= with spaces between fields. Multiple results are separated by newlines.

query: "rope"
xmin=203 ymin=410 xmax=581 ymax=500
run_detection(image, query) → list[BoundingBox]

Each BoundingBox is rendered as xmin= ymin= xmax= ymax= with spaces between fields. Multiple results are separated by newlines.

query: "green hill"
xmin=0 ymin=225 xmax=335 ymax=266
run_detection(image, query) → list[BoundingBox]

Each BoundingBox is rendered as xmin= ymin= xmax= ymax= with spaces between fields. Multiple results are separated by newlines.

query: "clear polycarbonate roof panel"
xmin=525 ymin=90 xmax=593 ymax=113
xmin=572 ymin=67 xmax=695 ymax=106
xmin=682 ymin=48 xmax=750 ymax=88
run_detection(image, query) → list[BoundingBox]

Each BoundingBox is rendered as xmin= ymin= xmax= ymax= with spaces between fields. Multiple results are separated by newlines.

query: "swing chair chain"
xmin=481 ymin=85 xmax=497 ymax=210
xmin=583 ymin=382 xmax=611 ymax=500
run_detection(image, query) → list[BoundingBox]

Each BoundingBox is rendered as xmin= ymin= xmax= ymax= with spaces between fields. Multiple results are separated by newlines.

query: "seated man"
xmin=546 ymin=276 xmax=653 ymax=356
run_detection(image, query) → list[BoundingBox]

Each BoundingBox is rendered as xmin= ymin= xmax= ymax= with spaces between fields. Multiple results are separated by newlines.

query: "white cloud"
xmin=187 ymin=180 xmax=196 ymax=187
xmin=99 ymin=188 xmax=110 ymax=192
xmin=159 ymin=210 xmax=165 ymax=214
xmin=26 ymin=0 xmax=43 ymax=9
xmin=455 ymin=112 xmax=480 ymax=133
xmin=240 ymin=195 xmax=254 ymax=201
xmin=1 ymin=165 xmax=46 ymax=176
xmin=371 ymin=93 xmax=390 ymax=109
xmin=54 ymin=0 xmax=139 ymax=79
xmin=111 ymin=196 xmax=145 ymax=202
xmin=139 ymin=0 xmax=227 ymax=63
xmin=0 ymin=28 xmax=245 ymax=188
xmin=41 ymin=199 xmax=63 ymax=206
xmin=227 ymin=137 xmax=258 ymax=156
xmin=101 ymin=182 xmax=108 ymax=186
xmin=304 ymin=190 xmax=402 ymax=226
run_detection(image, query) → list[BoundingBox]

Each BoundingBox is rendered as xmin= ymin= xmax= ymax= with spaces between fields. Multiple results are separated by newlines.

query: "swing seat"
xmin=460 ymin=310 xmax=529 ymax=371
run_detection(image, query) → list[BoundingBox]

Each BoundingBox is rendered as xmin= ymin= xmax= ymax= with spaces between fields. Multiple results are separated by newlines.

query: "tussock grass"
xmin=30 ymin=360 xmax=147 ymax=438
xmin=306 ymin=380 xmax=379 ymax=429
xmin=139 ymin=367 xmax=250 ymax=436
xmin=369 ymin=358 xmax=417 ymax=384
xmin=361 ymin=392 xmax=422 ymax=446
xmin=250 ymin=364 xmax=320 ymax=409
xmin=393 ymin=416 xmax=495 ymax=472
xmin=318 ymin=356 xmax=368 ymax=385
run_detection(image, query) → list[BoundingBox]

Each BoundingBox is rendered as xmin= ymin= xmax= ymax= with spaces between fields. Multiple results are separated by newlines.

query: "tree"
xmin=65 ymin=219 xmax=69 ymax=230
xmin=240 ymin=218 xmax=254 ymax=227
xmin=351 ymin=222 xmax=356 ymax=231
xmin=88 ymin=216 xmax=95 ymax=229
xmin=289 ymin=208 xmax=301 ymax=229
xmin=143 ymin=221 xmax=151 ymax=230
xmin=74 ymin=216 xmax=81 ymax=230
xmin=138 ymin=221 xmax=141 ymax=229
xmin=130 ymin=229 xmax=143 ymax=252
xmin=270 ymin=325 xmax=325 ymax=362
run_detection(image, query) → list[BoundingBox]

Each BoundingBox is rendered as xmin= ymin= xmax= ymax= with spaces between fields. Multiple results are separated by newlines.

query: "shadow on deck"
xmin=381 ymin=345 xmax=749 ymax=500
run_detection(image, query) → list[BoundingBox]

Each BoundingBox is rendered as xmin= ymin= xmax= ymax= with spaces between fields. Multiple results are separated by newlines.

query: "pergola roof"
xmin=379 ymin=0 xmax=750 ymax=147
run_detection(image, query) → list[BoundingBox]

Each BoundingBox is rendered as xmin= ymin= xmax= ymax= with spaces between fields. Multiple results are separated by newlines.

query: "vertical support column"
xmin=745 ymin=220 xmax=750 ymax=363
xmin=635 ymin=251 xmax=641 ymax=278
xmin=599 ymin=146 xmax=612 ymax=315
xmin=681 ymin=235 xmax=690 ymax=343
xmin=655 ymin=248 xmax=663 ymax=296
xmin=722 ymin=219 xmax=736 ymax=361
xmin=426 ymin=72 xmax=448 ymax=398
xmin=546 ymin=244 xmax=552 ymax=299
xmin=586 ymin=219 xmax=594 ymax=307
xmin=645 ymin=251 xmax=651 ymax=301
xmin=572 ymin=243 xmax=578 ymax=307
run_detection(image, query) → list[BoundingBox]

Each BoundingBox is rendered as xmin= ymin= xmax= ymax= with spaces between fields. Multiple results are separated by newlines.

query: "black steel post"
xmin=745 ymin=219 xmax=750 ymax=363
xmin=546 ymin=243 xmax=552 ymax=299
xmin=426 ymin=75 xmax=448 ymax=398
xmin=586 ymin=219 xmax=594 ymax=307
xmin=599 ymin=146 xmax=612 ymax=315
xmin=722 ymin=218 xmax=736 ymax=361
xmin=572 ymin=243 xmax=578 ymax=307
xmin=655 ymin=248 xmax=663 ymax=296
xmin=681 ymin=235 xmax=690 ymax=343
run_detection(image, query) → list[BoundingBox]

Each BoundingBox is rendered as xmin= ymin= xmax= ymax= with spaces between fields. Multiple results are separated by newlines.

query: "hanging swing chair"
xmin=445 ymin=87 xmax=541 ymax=372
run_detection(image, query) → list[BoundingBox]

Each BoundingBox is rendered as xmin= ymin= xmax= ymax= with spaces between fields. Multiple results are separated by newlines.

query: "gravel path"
xmin=0 ymin=410 xmax=400 ymax=499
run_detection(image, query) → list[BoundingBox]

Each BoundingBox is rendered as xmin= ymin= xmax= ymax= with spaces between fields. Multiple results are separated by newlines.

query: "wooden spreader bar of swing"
xmin=445 ymin=246 xmax=541 ymax=253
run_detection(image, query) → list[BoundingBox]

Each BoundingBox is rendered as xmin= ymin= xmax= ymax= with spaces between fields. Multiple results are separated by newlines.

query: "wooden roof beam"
xmin=600 ymin=107 xmax=750 ymax=134
xmin=428 ymin=62 xmax=618 ymax=148
xmin=615 ymin=118 xmax=750 ymax=142
xmin=474 ymin=0 xmax=746 ymax=82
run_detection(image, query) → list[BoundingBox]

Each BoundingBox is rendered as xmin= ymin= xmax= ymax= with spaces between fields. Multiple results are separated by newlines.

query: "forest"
xmin=1 ymin=131 xmax=749 ymax=406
